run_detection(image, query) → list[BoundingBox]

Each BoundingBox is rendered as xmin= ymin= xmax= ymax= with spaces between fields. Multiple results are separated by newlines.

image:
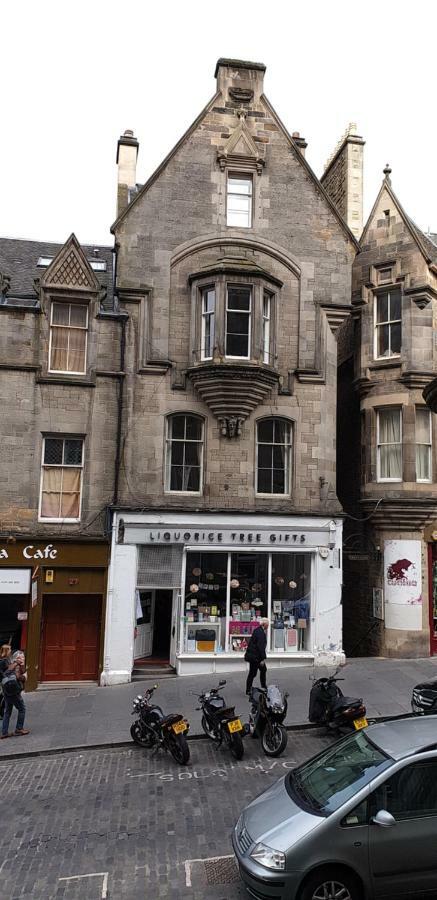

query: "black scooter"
xmin=249 ymin=685 xmax=288 ymax=757
xmin=130 ymin=683 xmax=190 ymax=765
xmin=194 ymin=679 xmax=245 ymax=760
xmin=309 ymin=669 xmax=368 ymax=734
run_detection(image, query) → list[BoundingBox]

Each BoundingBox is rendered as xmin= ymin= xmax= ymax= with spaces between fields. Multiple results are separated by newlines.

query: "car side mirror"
xmin=372 ymin=810 xmax=396 ymax=827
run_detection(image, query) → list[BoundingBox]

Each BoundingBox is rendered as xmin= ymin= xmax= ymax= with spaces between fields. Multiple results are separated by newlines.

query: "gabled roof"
xmin=360 ymin=175 xmax=437 ymax=265
xmin=0 ymin=235 xmax=114 ymax=309
xmin=111 ymin=91 xmax=359 ymax=250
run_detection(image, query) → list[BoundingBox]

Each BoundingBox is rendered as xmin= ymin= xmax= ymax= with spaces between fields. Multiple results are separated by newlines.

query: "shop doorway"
xmin=41 ymin=594 xmax=101 ymax=681
xmin=134 ymin=589 xmax=172 ymax=662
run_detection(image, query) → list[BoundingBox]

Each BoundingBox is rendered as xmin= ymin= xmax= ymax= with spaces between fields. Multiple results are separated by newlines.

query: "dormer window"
xmin=226 ymin=173 xmax=252 ymax=227
xmin=49 ymin=301 xmax=88 ymax=374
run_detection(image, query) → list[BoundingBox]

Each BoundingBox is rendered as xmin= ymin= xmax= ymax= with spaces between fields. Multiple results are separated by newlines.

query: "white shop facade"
xmin=101 ymin=511 xmax=345 ymax=684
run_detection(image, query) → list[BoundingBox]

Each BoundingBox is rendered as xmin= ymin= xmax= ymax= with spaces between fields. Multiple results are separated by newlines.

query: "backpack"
xmin=2 ymin=667 xmax=21 ymax=697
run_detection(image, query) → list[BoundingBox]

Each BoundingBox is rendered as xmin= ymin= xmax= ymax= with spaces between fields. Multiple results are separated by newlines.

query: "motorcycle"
xmin=130 ymin=683 xmax=190 ymax=765
xmin=309 ymin=668 xmax=368 ymax=734
xmin=248 ymin=685 xmax=288 ymax=757
xmin=194 ymin=679 xmax=245 ymax=760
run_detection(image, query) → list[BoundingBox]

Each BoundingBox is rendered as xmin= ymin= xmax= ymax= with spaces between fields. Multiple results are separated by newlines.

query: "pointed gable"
xmin=42 ymin=234 xmax=100 ymax=292
xmin=360 ymin=175 xmax=435 ymax=264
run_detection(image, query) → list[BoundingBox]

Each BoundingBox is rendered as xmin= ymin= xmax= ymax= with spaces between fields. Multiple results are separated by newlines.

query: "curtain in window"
xmin=416 ymin=409 xmax=431 ymax=480
xmin=41 ymin=467 xmax=81 ymax=518
xmin=379 ymin=410 xmax=402 ymax=479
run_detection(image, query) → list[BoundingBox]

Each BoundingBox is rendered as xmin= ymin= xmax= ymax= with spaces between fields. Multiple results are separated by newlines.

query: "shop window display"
xmin=270 ymin=554 xmax=311 ymax=651
xmin=184 ymin=552 xmax=228 ymax=652
xmin=228 ymin=552 xmax=267 ymax=652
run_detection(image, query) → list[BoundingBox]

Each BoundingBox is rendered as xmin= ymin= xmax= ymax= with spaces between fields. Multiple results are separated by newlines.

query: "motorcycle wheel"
xmin=223 ymin=729 xmax=244 ymax=760
xmin=261 ymin=723 xmax=288 ymax=757
xmin=201 ymin=715 xmax=215 ymax=739
xmin=130 ymin=721 xmax=153 ymax=748
xmin=168 ymin=733 xmax=190 ymax=765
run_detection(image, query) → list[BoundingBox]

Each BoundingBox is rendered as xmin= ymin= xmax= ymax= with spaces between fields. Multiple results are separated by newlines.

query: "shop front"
xmin=102 ymin=513 xmax=344 ymax=684
xmin=0 ymin=540 xmax=109 ymax=690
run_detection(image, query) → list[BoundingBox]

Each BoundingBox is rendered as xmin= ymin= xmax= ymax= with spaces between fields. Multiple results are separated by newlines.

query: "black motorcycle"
xmin=130 ymin=683 xmax=190 ymax=765
xmin=249 ymin=685 xmax=288 ymax=757
xmin=194 ymin=679 xmax=245 ymax=760
xmin=412 ymin=678 xmax=437 ymax=715
xmin=309 ymin=669 xmax=368 ymax=734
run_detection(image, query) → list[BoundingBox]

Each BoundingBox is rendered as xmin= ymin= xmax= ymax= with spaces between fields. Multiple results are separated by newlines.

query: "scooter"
xmin=248 ymin=685 xmax=288 ymax=757
xmin=309 ymin=669 xmax=368 ymax=734
xmin=130 ymin=683 xmax=190 ymax=765
xmin=194 ymin=679 xmax=245 ymax=760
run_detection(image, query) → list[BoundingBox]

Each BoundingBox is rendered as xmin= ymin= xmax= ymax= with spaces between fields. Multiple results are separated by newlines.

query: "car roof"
xmin=366 ymin=716 xmax=437 ymax=760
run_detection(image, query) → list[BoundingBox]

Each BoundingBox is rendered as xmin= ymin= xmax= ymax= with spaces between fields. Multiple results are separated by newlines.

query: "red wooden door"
xmin=42 ymin=595 xmax=101 ymax=680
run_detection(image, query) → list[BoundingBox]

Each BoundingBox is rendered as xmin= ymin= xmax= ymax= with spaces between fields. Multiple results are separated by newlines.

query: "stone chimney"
xmin=292 ymin=132 xmax=307 ymax=158
xmin=320 ymin=124 xmax=365 ymax=239
xmin=215 ymin=58 xmax=266 ymax=105
xmin=116 ymin=129 xmax=139 ymax=217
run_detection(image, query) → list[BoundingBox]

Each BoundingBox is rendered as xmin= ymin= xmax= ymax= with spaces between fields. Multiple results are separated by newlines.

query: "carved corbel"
xmin=218 ymin=416 xmax=245 ymax=438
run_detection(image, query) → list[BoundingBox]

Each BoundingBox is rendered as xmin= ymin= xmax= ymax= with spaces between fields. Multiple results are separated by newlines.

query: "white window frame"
xmin=225 ymin=284 xmax=252 ymax=360
xmin=165 ymin=415 xmax=204 ymax=495
xmin=256 ymin=418 xmax=292 ymax=496
xmin=262 ymin=291 xmax=272 ymax=364
xmin=200 ymin=287 xmax=215 ymax=361
xmin=376 ymin=408 xmax=402 ymax=483
xmin=374 ymin=290 xmax=402 ymax=360
xmin=48 ymin=301 xmax=89 ymax=375
xmin=226 ymin=173 xmax=253 ymax=228
xmin=38 ymin=436 xmax=84 ymax=523
xmin=416 ymin=407 xmax=432 ymax=483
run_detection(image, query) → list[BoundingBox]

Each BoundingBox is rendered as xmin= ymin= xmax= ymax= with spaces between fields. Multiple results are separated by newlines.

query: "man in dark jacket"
xmin=244 ymin=619 xmax=269 ymax=695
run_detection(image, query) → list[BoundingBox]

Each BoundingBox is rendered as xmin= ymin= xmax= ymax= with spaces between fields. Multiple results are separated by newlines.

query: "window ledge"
xmin=38 ymin=518 xmax=81 ymax=524
xmin=36 ymin=375 xmax=96 ymax=387
xmin=368 ymin=358 xmax=401 ymax=371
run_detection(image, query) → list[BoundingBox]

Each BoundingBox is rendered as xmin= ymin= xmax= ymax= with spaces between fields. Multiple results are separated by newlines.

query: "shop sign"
xmin=127 ymin=528 xmax=333 ymax=548
xmin=0 ymin=568 xmax=31 ymax=594
xmin=383 ymin=540 xmax=422 ymax=631
xmin=0 ymin=544 xmax=58 ymax=561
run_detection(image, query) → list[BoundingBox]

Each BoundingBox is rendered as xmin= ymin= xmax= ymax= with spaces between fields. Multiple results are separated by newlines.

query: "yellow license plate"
xmin=354 ymin=717 xmax=368 ymax=730
xmin=228 ymin=719 xmax=243 ymax=733
xmin=172 ymin=720 xmax=187 ymax=734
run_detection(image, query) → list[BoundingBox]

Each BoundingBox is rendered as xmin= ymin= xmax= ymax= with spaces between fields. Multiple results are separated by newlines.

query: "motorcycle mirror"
xmin=219 ymin=679 xmax=226 ymax=686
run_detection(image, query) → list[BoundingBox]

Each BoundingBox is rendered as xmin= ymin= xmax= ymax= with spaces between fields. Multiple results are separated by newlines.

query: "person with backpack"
xmin=1 ymin=650 xmax=30 ymax=739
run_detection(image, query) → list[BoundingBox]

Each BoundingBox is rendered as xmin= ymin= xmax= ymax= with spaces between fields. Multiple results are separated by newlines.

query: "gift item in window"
xmin=286 ymin=627 xmax=297 ymax=651
xmin=293 ymin=595 xmax=310 ymax=650
xmin=196 ymin=628 xmax=216 ymax=652
xmin=192 ymin=567 xmax=201 ymax=577
xmin=251 ymin=598 xmax=263 ymax=608
xmin=273 ymin=620 xmax=285 ymax=651
xmin=273 ymin=600 xmax=282 ymax=614
xmin=274 ymin=576 xmax=285 ymax=586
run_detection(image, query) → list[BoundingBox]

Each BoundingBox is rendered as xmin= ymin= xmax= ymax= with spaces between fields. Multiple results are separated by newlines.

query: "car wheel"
xmin=299 ymin=868 xmax=361 ymax=900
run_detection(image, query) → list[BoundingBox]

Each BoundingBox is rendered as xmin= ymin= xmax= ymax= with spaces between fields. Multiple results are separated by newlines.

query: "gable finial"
xmin=383 ymin=163 xmax=392 ymax=181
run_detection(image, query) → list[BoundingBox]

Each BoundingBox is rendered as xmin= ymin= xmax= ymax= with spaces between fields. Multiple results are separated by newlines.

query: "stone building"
xmin=0 ymin=235 xmax=121 ymax=688
xmin=102 ymin=58 xmax=358 ymax=684
xmin=337 ymin=167 xmax=437 ymax=658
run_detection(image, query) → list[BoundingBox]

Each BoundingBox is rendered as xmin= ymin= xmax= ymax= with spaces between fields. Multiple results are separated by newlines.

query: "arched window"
xmin=256 ymin=418 xmax=292 ymax=495
xmin=165 ymin=414 xmax=204 ymax=493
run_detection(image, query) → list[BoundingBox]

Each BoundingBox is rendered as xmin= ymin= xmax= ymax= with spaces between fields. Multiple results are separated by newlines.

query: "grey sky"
xmin=2 ymin=0 xmax=436 ymax=246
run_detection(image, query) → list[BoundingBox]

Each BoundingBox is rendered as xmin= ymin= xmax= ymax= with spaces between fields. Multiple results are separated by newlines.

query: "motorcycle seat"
xmin=332 ymin=696 xmax=362 ymax=711
xmin=215 ymin=706 xmax=237 ymax=721
xmin=250 ymin=688 xmax=266 ymax=703
xmin=160 ymin=713 xmax=182 ymax=727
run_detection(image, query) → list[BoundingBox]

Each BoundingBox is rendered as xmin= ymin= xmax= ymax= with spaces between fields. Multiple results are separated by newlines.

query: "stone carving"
xmin=229 ymin=87 xmax=254 ymax=103
xmin=217 ymin=116 xmax=265 ymax=175
xmin=218 ymin=416 xmax=244 ymax=438
xmin=49 ymin=250 xmax=93 ymax=287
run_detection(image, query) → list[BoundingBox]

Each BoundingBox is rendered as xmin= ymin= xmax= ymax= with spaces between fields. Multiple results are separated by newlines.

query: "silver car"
xmin=233 ymin=716 xmax=437 ymax=900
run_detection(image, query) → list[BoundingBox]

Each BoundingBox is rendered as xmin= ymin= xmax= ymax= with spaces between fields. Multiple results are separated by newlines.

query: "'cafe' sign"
xmin=0 ymin=544 xmax=58 ymax=561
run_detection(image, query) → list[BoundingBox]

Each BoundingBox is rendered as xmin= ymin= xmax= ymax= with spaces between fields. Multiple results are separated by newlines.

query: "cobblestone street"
xmin=0 ymin=730 xmax=332 ymax=899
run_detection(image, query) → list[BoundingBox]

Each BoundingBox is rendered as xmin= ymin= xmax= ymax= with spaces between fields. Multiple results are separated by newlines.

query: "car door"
xmin=369 ymin=757 xmax=437 ymax=897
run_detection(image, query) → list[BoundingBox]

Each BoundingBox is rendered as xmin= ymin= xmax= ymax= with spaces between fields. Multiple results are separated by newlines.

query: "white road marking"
xmin=58 ymin=872 xmax=109 ymax=898
xmin=184 ymin=855 xmax=234 ymax=887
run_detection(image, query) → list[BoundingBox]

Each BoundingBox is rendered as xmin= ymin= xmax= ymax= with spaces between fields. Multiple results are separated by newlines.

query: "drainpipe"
xmin=112 ymin=240 xmax=127 ymax=509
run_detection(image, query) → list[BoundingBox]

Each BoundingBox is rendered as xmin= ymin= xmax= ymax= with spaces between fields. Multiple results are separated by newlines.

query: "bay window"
xmin=262 ymin=291 xmax=272 ymax=364
xmin=256 ymin=418 xmax=292 ymax=494
xmin=416 ymin=407 xmax=432 ymax=482
xmin=39 ymin=436 xmax=84 ymax=521
xmin=377 ymin=408 xmax=402 ymax=481
xmin=225 ymin=285 xmax=251 ymax=358
xmin=49 ymin=301 xmax=88 ymax=374
xmin=165 ymin=414 xmax=204 ymax=493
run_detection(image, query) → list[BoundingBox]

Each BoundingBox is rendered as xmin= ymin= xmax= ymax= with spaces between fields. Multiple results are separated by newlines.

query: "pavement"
xmin=1 ymin=655 xmax=437 ymax=759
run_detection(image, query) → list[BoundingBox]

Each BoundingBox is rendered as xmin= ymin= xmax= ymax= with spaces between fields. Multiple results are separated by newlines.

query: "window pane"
xmin=274 ymin=420 xmax=289 ymax=443
xmin=62 ymin=468 xmax=81 ymax=491
xmin=389 ymin=290 xmax=401 ymax=320
xmin=41 ymin=491 xmax=61 ymax=518
xmin=226 ymin=333 xmax=249 ymax=356
xmin=170 ymin=466 xmax=183 ymax=491
xmin=60 ymin=490 xmax=80 ymax=518
xmin=42 ymin=466 xmax=62 ymax=491
xmin=228 ymin=175 xmax=252 ymax=195
xmin=373 ymin=762 xmax=437 ymax=821
xmin=416 ymin=445 xmax=430 ymax=481
xmin=380 ymin=444 xmax=402 ymax=479
xmin=185 ymin=416 xmax=202 ymax=440
xmin=416 ymin=408 xmax=431 ymax=444
xmin=258 ymin=420 xmax=274 ymax=443
xmin=272 ymin=467 xmax=286 ymax=493
xmin=170 ymin=441 xmax=184 ymax=465
xmin=44 ymin=438 xmax=63 ymax=465
xmin=228 ymin=194 xmax=251 ymax=213
xmin=376 ymin=294 xmax=388 ymax=323
xmin=379 ymin=409 xmax=401 ymax=443
xmin=273 ymin=445 xmax=286 ymax=469
xmin=391 ymin=321 xmax=401 ymax=354
xmin=52 ymin=302 xmax=70 ymax=326
xmin=64 ymin=439 xmax=83 ymax=465
xmin=228 ymin=287 xmax=251 ymax=311
xmin=69 ymin=305 xmax=88 ymax=328
xmin=184 ymin=442 xmax=201 ymax=466
xmin=258 ymin=445 xmax=273 ymax=468
xmin=170 ymin=415 xmax=186 ymax=439
xmin=185 ymin=467 xmax=201 ymax=492
xmin=203 ymin=289 xmax=215 ymax=313
xmin=377 ymin=323 xmax=390 ymax=357
xmin=257 ymin=469 xmax=272 ymax=493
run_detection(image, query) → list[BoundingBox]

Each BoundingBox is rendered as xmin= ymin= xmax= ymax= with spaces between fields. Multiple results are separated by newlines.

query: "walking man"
xmin=245 ymin=618 xmax=269 ymax=695
xmin=1 ymin=651 xmax=30 ymax=739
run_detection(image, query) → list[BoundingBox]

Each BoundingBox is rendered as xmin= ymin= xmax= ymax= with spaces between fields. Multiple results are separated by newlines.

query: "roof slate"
xmin=0 ymin=237 xmax=115 ymax=309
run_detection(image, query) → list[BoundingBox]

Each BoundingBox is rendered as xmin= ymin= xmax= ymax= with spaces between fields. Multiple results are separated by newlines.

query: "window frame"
xmin=164 ymin=414 xmax=205 ymax=495
xmin=373 ymin=289 xmax=402 ymax=360
xmin=48 ymin=300 xmax=89 ymax=375
xmin=416 ymin=407 xmax=432 ymax=483
xmin=262 ymin=290 xmax=273 ymax=365
xmin=38 ymin=435 xmax=84 ymax=523
xmin=200 ymin=286 xmax=215 ymax=361
xmin=225 ymin=284 xmax=252 ymax=360
xmin=256 ymin=417 xmax=293 ymax=496
xmin=226 ymin=172 xmax=253 ymax=228
xmin=376 ymin=407 xmax=403 ymax=483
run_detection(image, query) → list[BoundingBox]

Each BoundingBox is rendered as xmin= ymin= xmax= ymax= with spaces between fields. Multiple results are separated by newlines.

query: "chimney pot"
xmin=116 ymin=129 xmax=139 ymax=217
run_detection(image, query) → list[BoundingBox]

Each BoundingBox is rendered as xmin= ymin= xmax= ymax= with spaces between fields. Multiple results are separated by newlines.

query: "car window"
xmin=342 ymin=798 xmax=369 ymax=827
xmin=372 ymin=760 xmax=437 ymax=821
xmin=287 ymin=730 xmax=392 ymax=816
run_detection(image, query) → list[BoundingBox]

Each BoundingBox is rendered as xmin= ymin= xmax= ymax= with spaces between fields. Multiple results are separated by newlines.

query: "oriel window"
xmin=165 ymin=414 xmax=204 ymax=493
xmin=227 ymin=173 xmax=252 ymax=228
xmin=201 ymin=288 xmax=215 ymax=360
xmin=39 ymin=437 xmax=84 ymax=520
xmin=377 ymin=408 xmax=402 ymax=481
xmin=49 ymin=302 xmax=88 ymax=374
xmin=256 ymin=418 xmax=292 ymax=494
xmin=375 ymin=290 xmax=401 ymax=358
xmin=226 ymin=285 xmax=251 ymax=358
xmin=262 ymin=291 xmax=272 ymax=364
